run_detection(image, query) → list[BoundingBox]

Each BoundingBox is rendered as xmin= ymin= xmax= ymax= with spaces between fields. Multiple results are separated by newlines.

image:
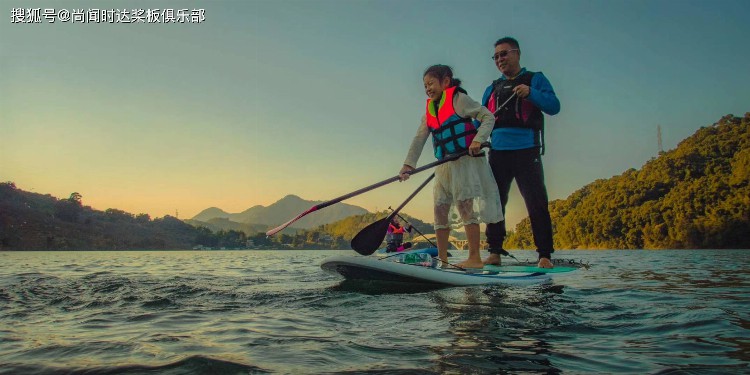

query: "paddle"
xmin=266 ymin=148 xmax=478 ymax=236
xmin=351 ymin=174 xmax=435 ymax=255
xmin=387 ymin=206 xmax=436 ymax=248
xmin=493 ymin=92 xmax=517 ymax=116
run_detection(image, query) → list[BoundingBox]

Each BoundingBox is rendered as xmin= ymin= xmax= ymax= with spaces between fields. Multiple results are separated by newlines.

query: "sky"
xmin=2 ymin=0 xmax=749 ymax=228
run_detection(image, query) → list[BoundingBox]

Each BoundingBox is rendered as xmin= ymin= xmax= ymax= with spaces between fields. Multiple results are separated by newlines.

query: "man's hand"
xmin=513 ymin=84 xmax=531 ymax=98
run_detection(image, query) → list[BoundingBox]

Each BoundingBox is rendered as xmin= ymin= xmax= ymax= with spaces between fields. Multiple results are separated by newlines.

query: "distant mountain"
xmin=191 ymin=207 xmax=231 ymax=222
xmin=184 ymin=218 xmax=267 ymax=235
xmin=506 ymin=113 xmax=750 ymax=250
xmin=191 ymin=195 xmax=369 ymax=230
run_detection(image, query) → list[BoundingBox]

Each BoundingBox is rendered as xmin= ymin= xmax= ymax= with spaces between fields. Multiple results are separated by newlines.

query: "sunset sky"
xmin=2 ymin=0 xmax=749 ymax=227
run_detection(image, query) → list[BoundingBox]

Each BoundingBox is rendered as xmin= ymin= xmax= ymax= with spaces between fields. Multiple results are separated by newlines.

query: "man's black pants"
xmin=485 ymin=147 xmax=554 ymax=259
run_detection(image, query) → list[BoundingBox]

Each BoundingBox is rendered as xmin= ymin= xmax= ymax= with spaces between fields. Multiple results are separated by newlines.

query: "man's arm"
xmin=528 ymin=72 xmax=560 ymax=115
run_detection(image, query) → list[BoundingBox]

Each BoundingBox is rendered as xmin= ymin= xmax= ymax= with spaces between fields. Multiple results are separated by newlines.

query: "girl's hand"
xmin=469 ymin=141 xmax=482 ymax=156
xmin=399 ymin=165 xmax=414 ymax=181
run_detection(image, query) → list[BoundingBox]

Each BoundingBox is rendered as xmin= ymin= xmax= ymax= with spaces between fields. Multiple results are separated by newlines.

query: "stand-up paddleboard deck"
xmin=375 ymin=247 xmax=439 ymax=258
xmin=322 ymin=248 xmax=581 ymax=286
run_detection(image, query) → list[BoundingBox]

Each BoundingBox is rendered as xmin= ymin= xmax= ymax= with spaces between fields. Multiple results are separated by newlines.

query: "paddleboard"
xmin=323 ymin=247 xmax=583 ymax=286
xmin=322 ymin=257 xmax=567 ymax=287
xmin=483 ymin=264 xmax=578 ymax=274
xmin=375 ymin=247 xmax=439 ymax=258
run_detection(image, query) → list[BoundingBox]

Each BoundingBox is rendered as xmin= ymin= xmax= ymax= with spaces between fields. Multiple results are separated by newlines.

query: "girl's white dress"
xmin=403 ymin=91 xmax=503 ymax=230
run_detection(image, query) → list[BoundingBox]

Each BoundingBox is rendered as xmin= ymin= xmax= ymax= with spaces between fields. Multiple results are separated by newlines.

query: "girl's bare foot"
xmin=456 ymin=259 xmax=484 ymax=269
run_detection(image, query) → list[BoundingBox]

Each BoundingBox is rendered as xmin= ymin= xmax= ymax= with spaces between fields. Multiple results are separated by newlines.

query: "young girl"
xmin=399 ymin=65 xmax=503 ymax=269
xmin=385 ymin=217 xmax=412 ymax=252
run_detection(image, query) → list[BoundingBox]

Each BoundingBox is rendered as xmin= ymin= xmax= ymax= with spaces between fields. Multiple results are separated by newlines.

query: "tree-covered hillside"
xmin=268 ymin=210 xmax=435 ymax=250
xmin=506 ymin=113 xmax=750 ymax=249
xmin=0 ymin=182 xmax=434 ymax=251
xmin=314 ymin=211 xmax=433 ymax=243
xmin=0 ymin=183 xmax=199 ymax=250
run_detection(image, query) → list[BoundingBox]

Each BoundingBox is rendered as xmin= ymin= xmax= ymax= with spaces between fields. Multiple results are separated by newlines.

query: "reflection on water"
xmin=329 ymin=279 xmax=445 ymax=295
xmin=429 ymin=286 xmax=564 ymax=374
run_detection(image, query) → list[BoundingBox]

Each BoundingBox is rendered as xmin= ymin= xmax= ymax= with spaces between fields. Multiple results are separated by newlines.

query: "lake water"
xmin=0 ymin=249 xmax=748 ymax=374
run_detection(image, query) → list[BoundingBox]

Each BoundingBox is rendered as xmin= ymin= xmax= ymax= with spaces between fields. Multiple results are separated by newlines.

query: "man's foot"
xmin=537 ymin=257 xmax=554 ymax=269
xmin=483 ymin=253 xmax=501 ymax=266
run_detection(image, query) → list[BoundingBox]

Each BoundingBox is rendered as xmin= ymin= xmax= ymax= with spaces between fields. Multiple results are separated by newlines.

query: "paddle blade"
xmin=350 ymin=217 xmax=391 ymax=255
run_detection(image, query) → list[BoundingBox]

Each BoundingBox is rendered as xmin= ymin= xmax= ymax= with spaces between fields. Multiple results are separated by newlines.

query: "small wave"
xmin=652 ymin=364 xmax=750 ymax=375
xmin=0 ymin=355 xmax=269 ymax=375
xmin=141 ymin=297 xmax=177 ymax=309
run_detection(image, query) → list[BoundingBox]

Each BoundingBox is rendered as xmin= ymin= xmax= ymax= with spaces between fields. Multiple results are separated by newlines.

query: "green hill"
xmin=288 ymin=210 xmax=436 ymax=249
xmin=506 ymin=113 xmax=750 ymax=250
xmin=317 ymin=211 xmax=433 ymax=241
xmin=0 ymin=184 xmax=200 ymax=250
xmin=184 ymin=218 xmax=268 ymax=236
xmin=0 ymin=182 xmax=435 ymax=251
xmin=0 ymin=180 xmax=431 ymax=250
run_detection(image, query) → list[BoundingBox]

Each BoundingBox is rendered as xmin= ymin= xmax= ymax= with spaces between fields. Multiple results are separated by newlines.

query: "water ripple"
xmin=0 ymin=249 xmax=748 ymax=374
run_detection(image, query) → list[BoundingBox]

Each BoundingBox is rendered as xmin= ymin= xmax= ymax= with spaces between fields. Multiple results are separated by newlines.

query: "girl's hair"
xmin=423 ymin=64 xmax=466 ymax=93
xmin=423 ymin=64 xmax=462 ymax=88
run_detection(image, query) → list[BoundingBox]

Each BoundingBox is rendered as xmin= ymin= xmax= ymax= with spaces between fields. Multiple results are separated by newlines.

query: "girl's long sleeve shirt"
xmin=403 ymin=92 xmax=494 ymax=168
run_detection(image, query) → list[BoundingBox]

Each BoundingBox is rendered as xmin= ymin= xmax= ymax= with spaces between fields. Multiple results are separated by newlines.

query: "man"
xmin=481 ymin=37 xmax=560 ymax=268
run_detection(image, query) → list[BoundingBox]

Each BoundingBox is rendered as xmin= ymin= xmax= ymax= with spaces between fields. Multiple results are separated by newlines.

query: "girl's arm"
xmin=402 ymin=115 xmax=430 ymax=168
xmin=454 ymin=93 xmax=494 ymax=143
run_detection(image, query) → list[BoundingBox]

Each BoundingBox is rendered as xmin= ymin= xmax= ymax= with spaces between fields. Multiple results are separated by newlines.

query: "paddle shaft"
xmin=350 ymin=173 xmax=436 ymax=255
xmin=493 ymin=92 xmax=517 ymax=116
xmin=316 ymin=152 xmax=464 ymax=212
xmin=387 ymin=206 xmax=436 ymax=248
xmin=387 ymin=173 xmax=434 ymax=222
xmin=267 ymin=147 xmax=479 ymax=236
xmin=378 ymin=252 xmax=464 ymax=270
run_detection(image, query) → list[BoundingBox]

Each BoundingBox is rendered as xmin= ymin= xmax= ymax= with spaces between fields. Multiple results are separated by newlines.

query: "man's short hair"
xmin=494 ymin=37 xmax=520 ymax=53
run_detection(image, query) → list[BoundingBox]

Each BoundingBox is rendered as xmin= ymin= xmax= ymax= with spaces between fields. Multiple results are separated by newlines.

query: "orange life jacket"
xmin=389 ymin=223 xmax=405 ymax=234
xmin=425 ymin=86 xmax=477 ymax=160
